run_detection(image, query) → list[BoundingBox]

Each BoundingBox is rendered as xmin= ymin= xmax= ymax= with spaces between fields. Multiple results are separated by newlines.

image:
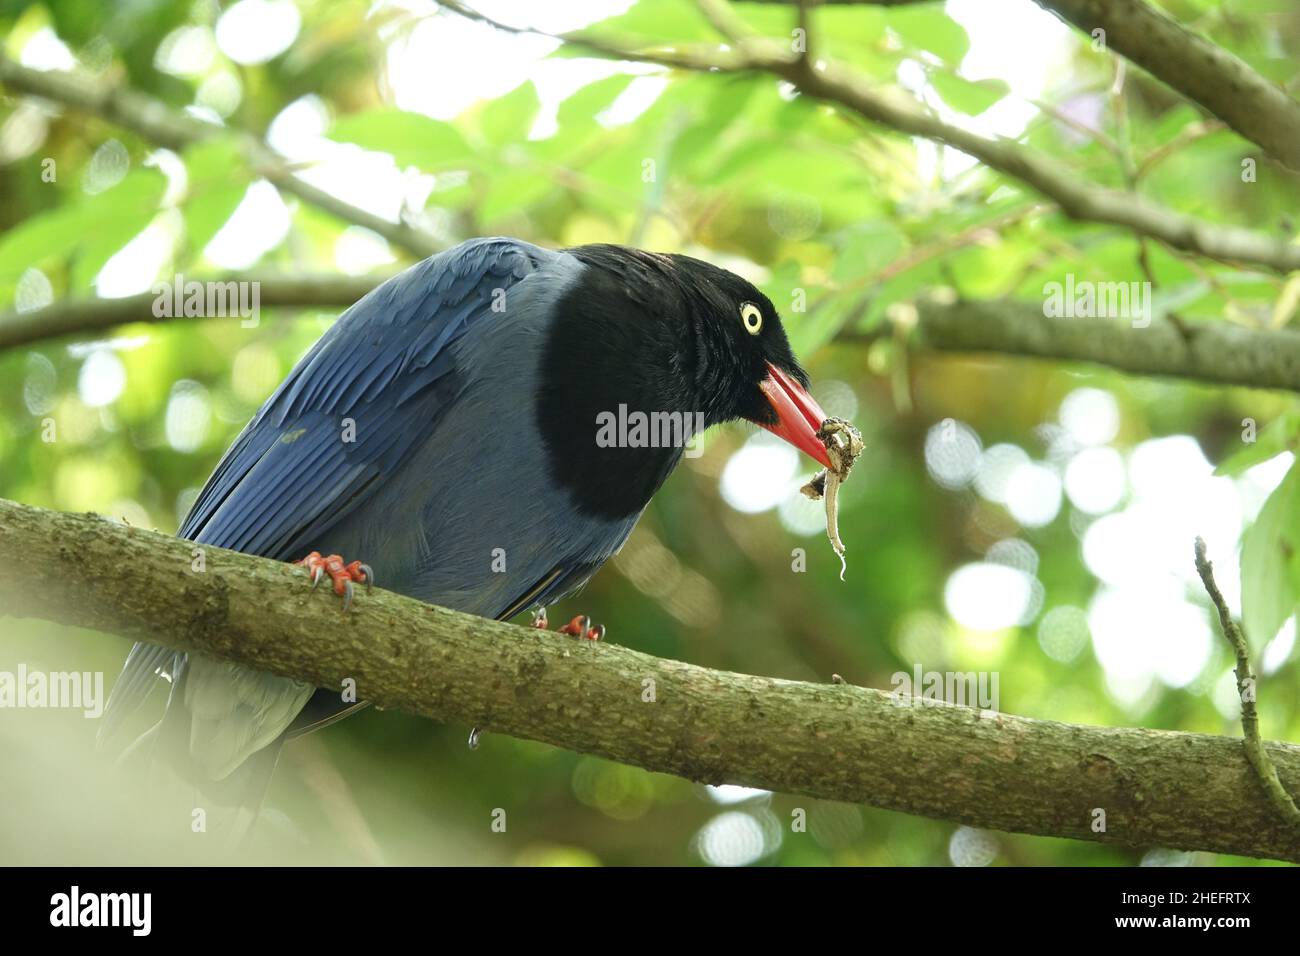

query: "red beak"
xmin=755 ymin=362 xmax=833 ymax=469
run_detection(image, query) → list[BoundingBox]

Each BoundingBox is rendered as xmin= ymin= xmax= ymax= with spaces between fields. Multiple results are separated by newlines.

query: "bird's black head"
xmin=538 ymin=243 xmax=830 ymax=520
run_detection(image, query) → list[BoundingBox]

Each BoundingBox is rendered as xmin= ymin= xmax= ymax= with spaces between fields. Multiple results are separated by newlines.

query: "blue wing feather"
xmin=180 ymin=237 xmax=549 ymax=555
xmin=101 ymin=237 xmax=555 ymax=741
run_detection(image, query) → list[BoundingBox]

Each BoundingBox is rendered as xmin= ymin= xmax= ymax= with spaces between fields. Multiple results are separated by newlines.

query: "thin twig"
xmin=1109 ymin=54 xmax=1190 ymax=340
xmin=1194 ymin=536 xmax=1300 ymax=830
xmin=695 ymin=0 xmax=755 ymax=43
xmin=1029 ymin=97 xmax=1121 ymax=157
xmin=1136 ymin=119 xmax=1227 ymax=181
xmin=811 ymin=201 xmax=1046 ymax=314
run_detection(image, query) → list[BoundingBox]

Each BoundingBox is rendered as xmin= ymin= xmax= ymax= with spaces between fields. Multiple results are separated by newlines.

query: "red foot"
xmin=295 ymin=551 xmax=373 ymax=611
xmin=559 ymin=614 xmax=605 ymax=642
xmin=531 ymin=607 xmax=603 ymax=641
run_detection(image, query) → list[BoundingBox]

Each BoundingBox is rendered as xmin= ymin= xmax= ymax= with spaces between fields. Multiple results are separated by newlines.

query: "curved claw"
xmin=294 ymin=551 xmax=373 ymax=612
xmin=558 ymin=615 xmax=589 ymax=637
xmin=557 ymin=614 xmax=603 ymax=641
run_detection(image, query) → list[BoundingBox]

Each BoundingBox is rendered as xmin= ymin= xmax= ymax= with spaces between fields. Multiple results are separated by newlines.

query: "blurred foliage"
xmin=0 ymin=0 xmax=1298 ymax=866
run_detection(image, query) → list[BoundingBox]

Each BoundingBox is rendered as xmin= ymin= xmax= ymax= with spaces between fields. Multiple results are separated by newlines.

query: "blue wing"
xmin=100 ymin=237 xmax=554 ymax=744
xmin=181 ymin=236 xmax=549 ymax=557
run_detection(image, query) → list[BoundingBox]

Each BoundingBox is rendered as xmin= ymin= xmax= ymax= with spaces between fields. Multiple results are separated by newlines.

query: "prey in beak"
xmin=755 ymin=362 xmax=833 ymax=469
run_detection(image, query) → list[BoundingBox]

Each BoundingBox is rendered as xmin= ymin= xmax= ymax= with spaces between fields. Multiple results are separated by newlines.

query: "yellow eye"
xmin=740 ymin=302 xmax=763 ymax=335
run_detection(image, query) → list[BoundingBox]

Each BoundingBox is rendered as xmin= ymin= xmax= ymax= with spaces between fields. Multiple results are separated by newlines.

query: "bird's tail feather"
xmin=120 ymin=659 xmax=294 ymax=849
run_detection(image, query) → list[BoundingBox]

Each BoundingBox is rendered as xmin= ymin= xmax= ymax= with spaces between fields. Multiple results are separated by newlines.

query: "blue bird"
xmin=100 ymin=237 xmax=833 ymax=834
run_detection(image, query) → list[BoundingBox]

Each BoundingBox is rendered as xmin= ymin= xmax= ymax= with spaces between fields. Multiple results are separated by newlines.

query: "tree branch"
xmin=0 ymin=56 xmax=444 ymax=260
xmin=12 ymin=282 xmax=1300 ymax=397
xmin=2 ymin=496 xmax=1299 ymax=861
xmin=744 ymin=0 xmax=1300 ymax=170
xmin=1195 ymin=537 xmax=1300 ymax=830
xmin=1033 ymin=0 xmax=1300 ymax=172
xmin=770 ymin=58 xmax=1299 ymax=273
xmin=0 ymin=274 xmax=387 ymax=351
xmin=436 ymin=3 xmax=1300 ymax=273
xmin=900 ymin=298 xmax=1300 ymax=394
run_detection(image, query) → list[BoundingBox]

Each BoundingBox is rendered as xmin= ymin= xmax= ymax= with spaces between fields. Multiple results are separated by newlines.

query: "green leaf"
xmin=787 ymin=292 xmax=860 ymax=358
xmin=181 ymin=138 xmax=249 ymax=257
xmin=834 ymin=223 xmax=906 ymax=281
xmin=478 ymin=81 xmax=541 ymax=147
xmin=1144 ymin=104 xmax=1203 ymax=147
xmin=889 ymin=8 xmax=969 ymax=64
xmin=816 ymin=5 xmax=889 ymax=47
xmin=1241 ymin=460 xmax=1300 ymax=645
xmin=768 ymin=261 xmax=857 ymax=358
xmin=863 ymin=261 xmax=943 ymax=327
xmin=0 ymin=167 xmax=166 ymax=290
xmin=579 ymin=130 xmax=662 ymax=206
xmin=0 ymin=206 xmax=85 ymax=284
xmin=72 ymin=168 xmax=167 ymax=290
xmin=184 ymin=183 xmax=248 ymax=260
xmin=329 ymin=109 xmax=474 ymax=170
xmin=180 ymin=137 xmax=238 ymax=185
xmin=528 ymin=74 xmax=640 ymax=162
xmin=557 ymin=75 xmax=636 ymax=131
xmin=672 ymin=77 xmax=763 ymax=176
xmin=478 ymin=167 xmax=552 ymax=224
xmin=1216 ymin=413 xmax=1300 ymax=477
xmin=584 ymin=0 xmax=715 ymax=44
xmin=946 ymin=240 xmax=1035 ymax=297
xmin=929 ymin=72 xmax=1009 ymax=115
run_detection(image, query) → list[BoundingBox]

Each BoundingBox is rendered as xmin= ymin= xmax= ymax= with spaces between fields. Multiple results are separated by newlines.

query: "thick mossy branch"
xmin=912 ymin=299 xmax=1300 ymax=393
xmin=12 ymin=286 xmax=1300 ymax=397
xmin=2 ymin=497 xmax=1299 ymax=861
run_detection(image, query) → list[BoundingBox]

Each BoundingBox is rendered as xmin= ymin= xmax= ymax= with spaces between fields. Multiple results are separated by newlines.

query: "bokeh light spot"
xmin=1059 ymin=387 xmax=1119 ymax=446
xmin=944 ymin=563 xmax=1032 ymax=631
xmin=78 ymin=350 xmax=126 ymax=408
xmin=720 ymin=437 xmax=799 ymax=513
xmin=925 ymin=418 xmax=982 ymax=490
xmin=948 ymin=826 xmax=998 ymax=867
xmin=1037 ymin=605 xmax=1090 ymax=663
xmin=216 ymin=0 xmax=301 ymax=65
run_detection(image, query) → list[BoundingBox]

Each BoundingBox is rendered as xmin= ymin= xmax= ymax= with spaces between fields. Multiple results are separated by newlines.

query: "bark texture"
xmin=2 ymin=497 xmax=1298 ymax=861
